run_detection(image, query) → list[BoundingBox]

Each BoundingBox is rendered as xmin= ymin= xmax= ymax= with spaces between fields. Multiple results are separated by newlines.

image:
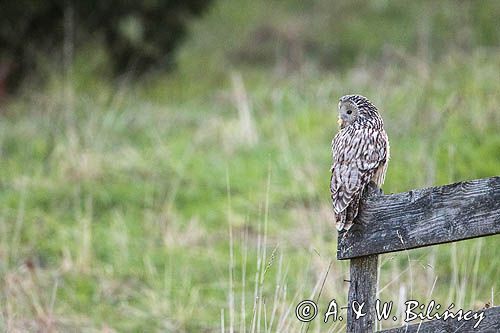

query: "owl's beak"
xmin=337 ymin=117 xmax=343 ymax=127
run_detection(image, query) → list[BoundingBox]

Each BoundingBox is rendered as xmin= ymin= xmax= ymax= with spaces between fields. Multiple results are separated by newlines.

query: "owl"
xmin=330 ymin=94 xmax=390 ymax=231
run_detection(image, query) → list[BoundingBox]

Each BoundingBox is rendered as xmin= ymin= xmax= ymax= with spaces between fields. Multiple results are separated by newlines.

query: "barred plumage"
xmin=330 ymin=94 xmax=390 ymax=231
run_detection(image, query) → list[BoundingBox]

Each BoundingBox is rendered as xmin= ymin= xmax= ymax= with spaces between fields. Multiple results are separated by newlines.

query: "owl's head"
xmin=337 ymin=94 xmax=381 ymax=129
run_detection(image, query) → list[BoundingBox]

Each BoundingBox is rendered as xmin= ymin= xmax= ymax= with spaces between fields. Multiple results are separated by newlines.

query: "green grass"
xmin=0 ymin=0 xmax=499 ymax=332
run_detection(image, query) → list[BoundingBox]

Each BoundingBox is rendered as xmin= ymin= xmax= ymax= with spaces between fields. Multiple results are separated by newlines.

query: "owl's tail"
xmin=335 ymin=211 xmax=346 ymax=231
xmin=335 ymin=212 xmax=355 ymax=231
xmin=335 ymin=192 xmax=362 ymax=231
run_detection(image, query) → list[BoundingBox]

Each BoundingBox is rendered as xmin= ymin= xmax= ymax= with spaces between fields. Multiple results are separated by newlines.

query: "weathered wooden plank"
xmin=377 ymin=305 xmax=500 ymax=333
xmin=337 ymin=176 xmax=500 ymax=260
xmin=347 ymin=255 xmax=378 ymax=333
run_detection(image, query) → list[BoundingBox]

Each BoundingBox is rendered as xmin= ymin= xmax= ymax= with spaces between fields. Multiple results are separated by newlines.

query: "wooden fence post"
xmin=337 ymin=176 xmax=500 ymax=332
xmin=347 ymin=255 xmax=378 ymax=333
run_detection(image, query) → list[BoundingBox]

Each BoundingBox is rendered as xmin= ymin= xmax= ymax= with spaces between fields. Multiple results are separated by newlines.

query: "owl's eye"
xmin=347 ymin=110 xmax=352 ymax=115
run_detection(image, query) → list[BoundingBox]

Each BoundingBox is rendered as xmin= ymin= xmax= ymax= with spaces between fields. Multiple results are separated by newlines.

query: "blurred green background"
xmin=0 ymin=0 xmax=499 ymax=332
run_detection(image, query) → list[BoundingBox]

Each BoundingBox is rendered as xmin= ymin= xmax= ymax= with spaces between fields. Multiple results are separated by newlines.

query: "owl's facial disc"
xmin=338 ymin=101 xmax=358 ymax=128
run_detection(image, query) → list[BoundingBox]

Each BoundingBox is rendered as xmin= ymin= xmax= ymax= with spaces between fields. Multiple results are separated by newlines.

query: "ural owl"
xmin=330 ymin=94 xmax=390 ymax=231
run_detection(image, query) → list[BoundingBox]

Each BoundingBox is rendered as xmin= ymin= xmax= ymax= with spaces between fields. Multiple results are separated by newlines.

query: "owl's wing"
xmin=330 ymin=128 xmax=388 ymax=214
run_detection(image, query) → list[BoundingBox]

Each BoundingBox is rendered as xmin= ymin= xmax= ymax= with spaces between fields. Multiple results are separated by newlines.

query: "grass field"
xmin=0 ymin=0 xmax=499 ymax=332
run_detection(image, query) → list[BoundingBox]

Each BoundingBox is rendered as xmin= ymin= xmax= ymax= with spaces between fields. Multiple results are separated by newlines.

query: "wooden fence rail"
xmin=337 ymin=176 xmax=500 ymax=333
xmin=379 ymin=306 xmax=500 ymax=333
